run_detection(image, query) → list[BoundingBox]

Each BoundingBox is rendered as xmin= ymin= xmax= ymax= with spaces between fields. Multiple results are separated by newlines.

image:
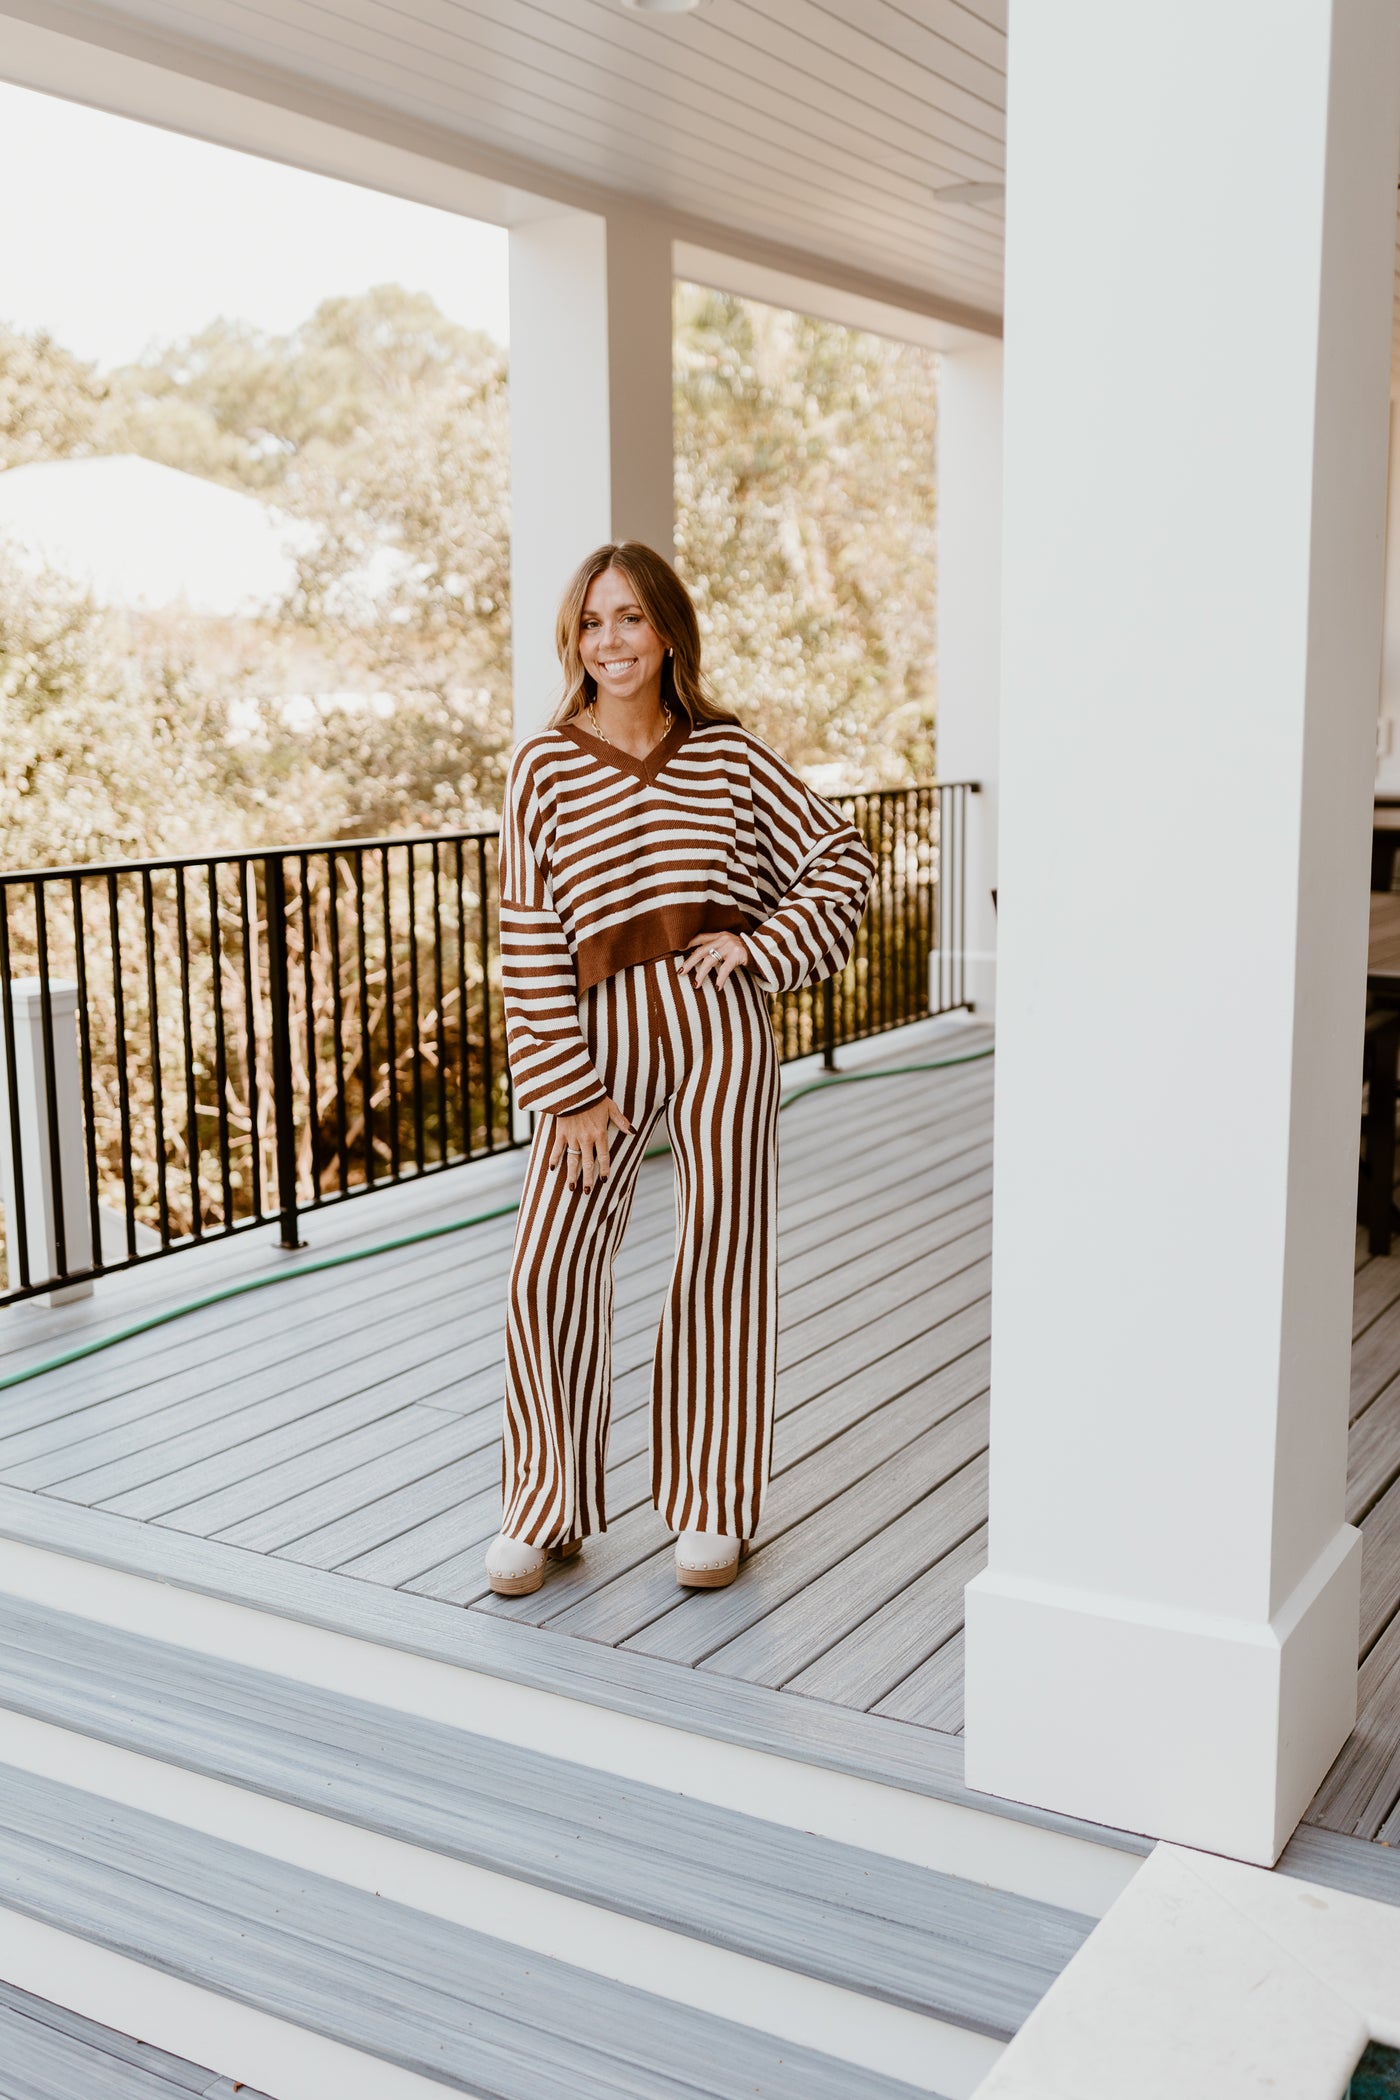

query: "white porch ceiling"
xmin=7 ymin=0 xmax=1400 ymax=378
xmin=0 ymin=0 xmax=1007 ymax=332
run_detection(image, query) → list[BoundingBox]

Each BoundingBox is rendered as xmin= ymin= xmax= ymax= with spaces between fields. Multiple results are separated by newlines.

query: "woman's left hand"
xmin=678 ymin=931 xmax=750 ymax=990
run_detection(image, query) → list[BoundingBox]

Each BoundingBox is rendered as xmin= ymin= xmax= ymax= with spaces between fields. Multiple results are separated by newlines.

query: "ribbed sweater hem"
xmin=574 ymin=903 xmax=757 ymax=994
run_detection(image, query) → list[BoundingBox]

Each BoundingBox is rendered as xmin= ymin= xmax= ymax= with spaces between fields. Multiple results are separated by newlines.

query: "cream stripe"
xmin=498 ymin=724 xmax=873 ymax=1113
xmin=499 ymin=958 xmax=779 ymax=1549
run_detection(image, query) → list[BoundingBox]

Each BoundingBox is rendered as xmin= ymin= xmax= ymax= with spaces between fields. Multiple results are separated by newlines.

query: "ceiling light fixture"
xmin=618 ymin=0 xmax=705 ymax=14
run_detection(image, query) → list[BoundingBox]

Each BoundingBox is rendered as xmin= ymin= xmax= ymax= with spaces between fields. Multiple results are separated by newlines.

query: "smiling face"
xmin=578 ymin=565 xmax=667 ymax=707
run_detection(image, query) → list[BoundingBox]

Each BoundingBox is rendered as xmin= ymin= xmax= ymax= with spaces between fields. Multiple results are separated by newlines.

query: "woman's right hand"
xmin=549 ymin=1096 xmax=634 ymax=1192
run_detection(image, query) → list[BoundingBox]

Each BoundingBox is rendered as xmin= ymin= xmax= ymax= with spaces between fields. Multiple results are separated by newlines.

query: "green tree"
xmin=101 ymin=288 xmax=513 ymax=832
xmin=674 ymin=284 xmax=938 ymax=786
xmin=0 ymin=282 xmax=939 ymax=870
xmin=0 ymin=555 xmax=250 ymax=867
xmin=0 ymin=326 xmax=107 ymax=472
xmin=273 ymin=290 xmax=512 ymax=827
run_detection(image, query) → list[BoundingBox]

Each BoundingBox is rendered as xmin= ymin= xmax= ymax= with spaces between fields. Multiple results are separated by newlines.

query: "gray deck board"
xmin=774 ymin=1103 xmax=993 ymax=1234
xmin=0 ymin=1476 xmax=1152 ymax=1858
xmin=154 ymin=1403 xmax=469 ymax=1544
xmin=447 ymin=1196 xmax=989 ymax=1434
xmin=1360 ymin=1474 xmax=1400 ymax=1655
xmin=1312 ymin=1222 xmax=1400 ymax=1840
xmin=776 ymin=1135 xmax=993 ymax=1267
xmin=276 ymin=1451 xmax=491 ymax=1571
xmin=0 ymin=1229 xmax=480 ymax=1406
xmin=0 ymin=1284 xmax=481 ymax=1477
xmin=1347 ymin=1372 xmax=1400 ymax=1523
xmin=0 ymin=2020 xmax=205 ymax=2098
xmin=1306 ymin=1602 xmax=1400 ymax=1835
xmin=419 ymin=1276 xmax=991 ymax=1615
xmin=145 ymin=1391 xmax=484 ymax=1539
xmin=874 ymin=1628 xmax=968 ymax=1733
xmin=0 ymin=1977 xmax=276 ymax=2099
xmin=213 ymin=1412 xmax=479 ymax=1554
xmin=776 ymin=1169 xmax=992 ymax=1301
xmin=1276 ymin=1822 xmax=1400 ymax=1907
xmin=478 ymin=1347 xmax=991 ymax=1631
xmin=599 ymin=1410 xmax=990 ymax=1658
xmin=0 ymin=1595 xmax=1092 ymax=2047
xmin=787 ymin=1527 xmax=988 ymax=1709
xmin=1351 ymin=1290 xmax=1400 ymax=1421
xmin=105 ymin=1388 xmax=470 ymax=1525
xmin=18 ymin=1019 xmax=1400 ymax=1853
xmin=0 ymin=1031 xmax=1010 ymax=1787
xmin=699 ymin=1455 xmax=988 ymax=1690
xmin=28 ymin=1372 xmax=443 ymax=1510
xmin=1353 ymin=1248 xmax=1400 ymax=1338
xmin=0 ymin=1761 xmax=941 ymax=2100
xmin=0 ymin=1238 xmax=483 ymax=1437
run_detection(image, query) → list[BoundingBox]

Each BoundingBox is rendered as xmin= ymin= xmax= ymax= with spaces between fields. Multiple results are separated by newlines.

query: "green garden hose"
xmin=0 ymin=1044 xmax=993 ymax=1393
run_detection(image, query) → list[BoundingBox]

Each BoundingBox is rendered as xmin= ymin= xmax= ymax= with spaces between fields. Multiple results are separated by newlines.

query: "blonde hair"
xmin=550 ymin=541 xmax=738 ymax=729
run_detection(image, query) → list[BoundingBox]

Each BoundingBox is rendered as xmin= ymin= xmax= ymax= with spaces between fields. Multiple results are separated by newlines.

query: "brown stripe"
xmin=574 ymin=903 xmax=756 ymax=994
xmin=498 ymin=955 xmax=779 ymax=1549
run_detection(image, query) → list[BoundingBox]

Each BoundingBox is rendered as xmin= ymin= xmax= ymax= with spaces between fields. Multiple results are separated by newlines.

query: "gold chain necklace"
xmin=586 ymin=698 xmax=673 ymax=754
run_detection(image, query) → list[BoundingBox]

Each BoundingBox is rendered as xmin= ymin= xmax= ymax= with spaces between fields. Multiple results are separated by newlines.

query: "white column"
xmin=508 ymin=204 xmax=674 ymax=739
xmin=936 ymin=343 xmax=1003 ymax=1014
xmin=1376 ymin=398 xmax=1400 ymax=794
xmin=965 ymin=0 xmax=1400 ymax=1864
xmin=0 ymin=980 xmax=94 ymax=1304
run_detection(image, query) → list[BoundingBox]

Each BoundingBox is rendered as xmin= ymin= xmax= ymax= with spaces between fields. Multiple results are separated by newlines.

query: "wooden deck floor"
xmin=1309 ymin=1230 xmax=1400 ymax=1840
xmin=1 ymin=1013 xmax=1397 ymax=1844
xmin=0 ymin=1024 xmax=992 ymax=1733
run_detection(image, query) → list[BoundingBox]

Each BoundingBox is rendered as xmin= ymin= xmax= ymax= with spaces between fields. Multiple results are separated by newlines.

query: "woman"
xmin=485 ymin=542 xmax=874 ymax=1598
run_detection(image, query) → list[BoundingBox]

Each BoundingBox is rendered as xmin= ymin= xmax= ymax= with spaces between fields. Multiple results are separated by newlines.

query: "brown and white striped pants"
xmin=500 ymin=956 xmax=781 ymax=1546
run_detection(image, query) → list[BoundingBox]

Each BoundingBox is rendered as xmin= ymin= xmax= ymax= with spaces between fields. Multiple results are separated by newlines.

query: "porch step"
xmin=0 ymin=1975 xmax=276 ymax=2099
xmin=0 ymin=1594 xmax=1098 ymax=2098
xmin=0 ymin=1759 xmax=930 ymax=2100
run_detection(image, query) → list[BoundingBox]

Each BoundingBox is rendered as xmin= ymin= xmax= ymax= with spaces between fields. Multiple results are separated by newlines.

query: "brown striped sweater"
xmin=499 ymin=715 xmax=875 ymax=1114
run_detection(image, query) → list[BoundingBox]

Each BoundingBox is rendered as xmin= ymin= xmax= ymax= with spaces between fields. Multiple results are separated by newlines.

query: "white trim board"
xmin=0 ymin=1904 xmax=460 ymax=2100
xmin=977 ymin=1842 xmax=1400 ymax=2100
xmin=673 ymin=241 xmax=994 ymax=353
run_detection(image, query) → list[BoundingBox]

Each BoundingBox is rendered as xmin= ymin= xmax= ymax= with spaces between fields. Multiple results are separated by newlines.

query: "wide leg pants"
xmin=500 ymin=956 xmax=781 ymax=1546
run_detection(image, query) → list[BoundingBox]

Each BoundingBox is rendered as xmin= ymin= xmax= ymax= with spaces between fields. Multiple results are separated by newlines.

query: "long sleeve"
xmin=742 ymin=745 xmax=876 ymax=994
xmin=498 ymin=750 xmax=606 ymax=1116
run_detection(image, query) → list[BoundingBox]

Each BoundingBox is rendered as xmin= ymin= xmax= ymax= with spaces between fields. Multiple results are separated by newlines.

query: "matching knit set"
xmin=497 ymin=714 xmax=875 ymax=1549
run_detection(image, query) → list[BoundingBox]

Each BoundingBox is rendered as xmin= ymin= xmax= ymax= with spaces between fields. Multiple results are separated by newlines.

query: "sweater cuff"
xmin=552 ymin=1087 xmax=609 ymax=1117
xmin=516 ymin=1078 xmax=608 ymax=1118
xmin=742 ymin=927 xmax=796 ymax=994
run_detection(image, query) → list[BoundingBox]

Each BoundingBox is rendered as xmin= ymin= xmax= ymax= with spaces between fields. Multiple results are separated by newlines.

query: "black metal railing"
xmin=0 ymin=781 xmax=975 ymax=1303
xmin=771 ymin=782 xmax=974 ymax=1066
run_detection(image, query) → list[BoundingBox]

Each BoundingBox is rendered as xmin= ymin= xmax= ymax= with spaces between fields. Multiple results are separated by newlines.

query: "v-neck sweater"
xmin=498 ymin=716 xmax=876 ymax=1115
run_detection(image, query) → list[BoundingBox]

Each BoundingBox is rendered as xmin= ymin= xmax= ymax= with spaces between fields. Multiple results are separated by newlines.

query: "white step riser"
xmin=0 ymin=1704 xmax=1003 ymax=2098
xmin=0 ymin=1906 xmax=461 ymax=2100
xmin=0 ymin=1531 xmax=1139 ymax=1919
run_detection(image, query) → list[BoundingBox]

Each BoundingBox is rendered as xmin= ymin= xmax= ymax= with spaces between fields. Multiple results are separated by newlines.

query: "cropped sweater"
xmin=499 ymin=715 xmax=876 ymax=1115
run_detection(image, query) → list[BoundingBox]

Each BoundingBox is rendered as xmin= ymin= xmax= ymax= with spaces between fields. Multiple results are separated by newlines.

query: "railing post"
xmin=821 ymin=975 xmax=837 ymax=1071
xmin=960 ymin=783 xmax=976 ymax=1014
xmin=0 ymin=979 xmax=94 ymax=1303
xmin=264 ymin=855 xmax=303 ymax=1250
xmin=929 ymin=785 xmax=945 ymax=1017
